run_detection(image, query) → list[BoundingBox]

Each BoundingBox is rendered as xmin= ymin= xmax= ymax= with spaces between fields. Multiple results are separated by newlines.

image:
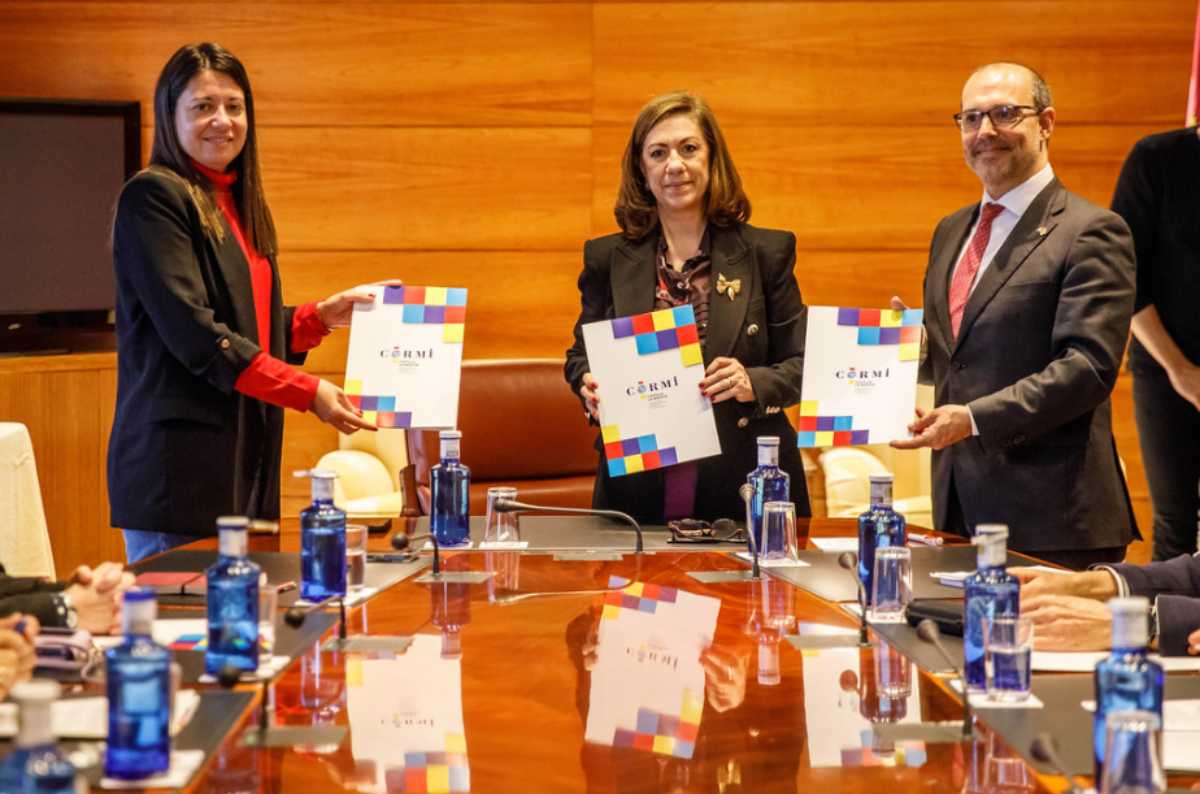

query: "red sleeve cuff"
xmin=291 ymin=301 xmax=331 ymax=353
xmin=234 ymin=352 xmax=321 ymax=412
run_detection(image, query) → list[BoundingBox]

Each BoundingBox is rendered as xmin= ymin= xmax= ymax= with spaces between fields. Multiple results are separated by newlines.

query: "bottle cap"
xmin=440 ymin=430 xmax=462 ymax=440
xmin=10 ymin=679 xmax=60 ymax=703
xmin=869 ymin=474 xmax=894 ymax=484
xmin=1109 ymin=595 xmax=1151 ymax=615
xmin=756 ymin=436 xmax=780 ymax=447
xmin=292 ymin=469 xmax=338 ymax=481
xmin=123 ymin=587 xmax=158 ymax=632
xmin=1108 ymin=596 xmax=1150 ymax=647
xmin=216 ymin=515 xmax=250 ymax=531
xmin=123 ymin=587 xmax=156 ymax=603
xmin=971 ymin=524 xmax=1009 ymax=543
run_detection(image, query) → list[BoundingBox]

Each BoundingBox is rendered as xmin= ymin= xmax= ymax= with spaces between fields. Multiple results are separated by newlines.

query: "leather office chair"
xmin=316 ymin=423 xmax=409 ymax=518
xmin=819 ymin=446 xmax=933 ymax=527
xmin=402 ymin=358 xmax=597 ymax=516
xmin=0 ymin=423 xmax=55 ymax=578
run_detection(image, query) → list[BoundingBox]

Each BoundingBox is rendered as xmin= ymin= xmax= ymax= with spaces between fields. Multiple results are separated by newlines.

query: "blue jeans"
xmin=122 ymin=529 xmax=197 ymax=564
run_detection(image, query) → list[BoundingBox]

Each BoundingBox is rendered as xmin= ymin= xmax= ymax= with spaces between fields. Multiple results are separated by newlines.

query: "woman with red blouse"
xmin=109 ymin=43 xmax=377 ymax=562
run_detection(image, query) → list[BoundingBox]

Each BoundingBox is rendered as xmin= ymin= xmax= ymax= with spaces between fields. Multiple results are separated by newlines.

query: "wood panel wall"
xmin=1 ymin=1 xmax=1192 ymax=574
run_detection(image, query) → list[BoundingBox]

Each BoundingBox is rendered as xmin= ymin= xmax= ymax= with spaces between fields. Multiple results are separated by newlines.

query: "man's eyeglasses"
xmin=953 ymin=104 xmax=1039 ymax=132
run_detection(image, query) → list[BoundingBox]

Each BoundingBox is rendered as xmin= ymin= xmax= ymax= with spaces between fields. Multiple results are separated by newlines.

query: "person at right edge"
xmin=891 ymin=63 xmax=1137 ymax=570
xmin=564 ymin=91 xmax=810 ymax=526
xmin=1111 ymin=125 xmax=1200 ymax=561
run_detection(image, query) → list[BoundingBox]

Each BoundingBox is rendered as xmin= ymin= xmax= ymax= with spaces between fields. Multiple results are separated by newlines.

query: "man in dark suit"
xmin=892 ymin=62 xmax=1137 ymax=569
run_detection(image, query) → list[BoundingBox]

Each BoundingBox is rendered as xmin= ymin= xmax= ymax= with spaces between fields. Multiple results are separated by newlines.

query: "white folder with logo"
xmin=797 ymin=306 xmax=923 ymax=448
xmin=581 ymin=305 xmax=720 ymax=478
xmin=343 ymin=284 xmax=466 ymax=429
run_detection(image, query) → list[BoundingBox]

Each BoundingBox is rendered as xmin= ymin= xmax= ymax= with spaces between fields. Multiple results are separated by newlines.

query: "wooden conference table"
xmin=147 ymin=518 xmax=1196 ymax=794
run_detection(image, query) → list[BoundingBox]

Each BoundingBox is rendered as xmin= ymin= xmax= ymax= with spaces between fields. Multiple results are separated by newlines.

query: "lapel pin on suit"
xmin=715 ymin=273 xmax=741 ymax=301
xmin=1036 ymin=226 xmax=1049 ymax=237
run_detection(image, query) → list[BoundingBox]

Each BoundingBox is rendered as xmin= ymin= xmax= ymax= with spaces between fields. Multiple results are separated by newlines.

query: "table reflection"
xmin=959 ymin=733 xmax=1036 ymax=794
xmin=569 ymin=577 xmax=807 ymax=793
xmin=342 ymin=636 xmax=470 ymax=793
xmin=805 ymin=640 xmax=927 ymax=767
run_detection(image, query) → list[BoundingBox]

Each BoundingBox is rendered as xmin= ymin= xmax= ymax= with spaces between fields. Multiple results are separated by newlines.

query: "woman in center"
xmin=566 ymin=91 xmax=810 ymax=525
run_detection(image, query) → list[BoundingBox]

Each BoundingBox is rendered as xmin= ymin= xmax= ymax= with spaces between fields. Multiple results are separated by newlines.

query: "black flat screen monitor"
xmin=0 ymin=99 xmax=140 ymax=318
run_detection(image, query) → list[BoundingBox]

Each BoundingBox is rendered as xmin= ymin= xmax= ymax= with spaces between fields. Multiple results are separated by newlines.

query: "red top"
xmin=194 ymin=161 xmax=325 ymax=412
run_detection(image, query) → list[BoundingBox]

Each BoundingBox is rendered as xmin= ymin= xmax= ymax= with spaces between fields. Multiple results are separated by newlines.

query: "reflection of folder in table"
xmin=581 ymin=305 xmax=720 ymax=477
xmin=346 ymin=634 xmax=470 ymax=792
xmin=585 ymin=578 xmax=720 ymax=759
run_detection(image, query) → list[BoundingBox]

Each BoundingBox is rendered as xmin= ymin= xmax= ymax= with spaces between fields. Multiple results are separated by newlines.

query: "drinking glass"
xmin=345 ymin=524 xmax=368 ymax=592
xmin=873 ymin=639 xmax=912 ymax=699
xmin=485 ymin=550 xmax=521 ymax=602
xmin=257 ymin=581 xmax=278 ymax=665
xmin=867 ymin=546 xmax=912 ymax=623
xmin=757 ymin=576 xmax=796 ymax=631
xmin=484 ymin=487 xmax=520 ymax=543
xmin=761 ymin=501 xmax=798 ymax=561
xmin=1101 ymin=710 xmax=1165 ymax=794
xmin=984 ymin=616 xmax=1033 ymax=702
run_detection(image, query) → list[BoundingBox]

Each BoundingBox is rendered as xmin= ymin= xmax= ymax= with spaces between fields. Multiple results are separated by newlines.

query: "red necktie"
xmin=948 ymin=202 xmax=1004 ymax=339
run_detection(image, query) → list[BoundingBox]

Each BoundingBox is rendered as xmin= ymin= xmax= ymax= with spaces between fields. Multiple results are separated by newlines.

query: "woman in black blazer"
xmin=109 ymin=43 xmax=376 ymax=562
xmin=565 ymin=91 xmax=809 ymax=524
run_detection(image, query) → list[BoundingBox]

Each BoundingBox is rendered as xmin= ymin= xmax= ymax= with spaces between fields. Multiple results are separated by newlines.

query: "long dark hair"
xmin=614 ymin=91 xmax=750 ymax=240
xmin=149 ymin=42 xmax=277 ymax=256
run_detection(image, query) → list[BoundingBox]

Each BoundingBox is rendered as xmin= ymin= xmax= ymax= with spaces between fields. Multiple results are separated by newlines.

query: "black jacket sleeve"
xmin=114 ymin=172 xmax=261 ymax=393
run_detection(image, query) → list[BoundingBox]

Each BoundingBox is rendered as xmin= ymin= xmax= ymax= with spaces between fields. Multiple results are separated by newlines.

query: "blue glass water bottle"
xmin=857 ymin=473 xmax=907 ymax=604
xmin=205 ymin=516 xmax=261 ymax=675
xmin=431 ymin=430 xmax=471 ymax=546
xmin=298 ymin=469 xmax=347 ymax=600
xmin=105 ymin=588 xmax=171 ymax=779
xmin=963 ymin=524 xmax=1018 ymax=691
xmin=1093 ymin=596 xmax=1164 ymax=785
xmin=746 ymin=436 xmax=790 ymax=554
xmin=0 ymin=680 xmax=79 ymax=793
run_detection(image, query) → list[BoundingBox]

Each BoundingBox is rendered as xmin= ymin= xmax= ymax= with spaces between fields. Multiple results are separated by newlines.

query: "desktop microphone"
xmin=285 ymin=593 xmax=348 ymax=642
xmin=391 ymin=531 xmax=441 ymax=574
xmin=1030 ymin=733 xmax=1086 ymax=794
xmin=837 ymin=552 xmax=871 ymax=647
xmin=916 ymin=618 xmax=974 ymax=740
xmin=738 ymin=484 xmax=760 ymax=580
xmin=492 ymin=499 xmax=644 ymax=554
xmin=216 ymin=664 xmax=243 ymax=690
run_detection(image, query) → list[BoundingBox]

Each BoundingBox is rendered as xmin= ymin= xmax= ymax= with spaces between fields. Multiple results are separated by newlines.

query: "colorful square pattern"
xmin=600 ymin=577 xmax=679 ymax=621
xmin=380 ymin=742 xmax=470 ymax=793
xmin=836 ymin=307 xmax=923 ymax=361
xmin=610 ymin=690 xmax=703 ymax=759
xmin=611 ymin=305 xmax=703 ymax=368
xmin=795 ymin=401 xmax=870 ymax=448
xmin=168 ymin=633 xmax=269 ymax=653
xmin=344 ymin=379 xmax=413 ymax=428
xmin=381 ymin=285 xmax=467 ymax=344
xmin=599 ymin=425 xmax=678 ymax=476
xmin=840 ymin=734 xmax=927 ymax=767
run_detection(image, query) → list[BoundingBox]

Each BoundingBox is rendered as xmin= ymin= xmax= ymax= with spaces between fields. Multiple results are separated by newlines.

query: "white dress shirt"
xmin=950 ymin=163 xmax=1056 ymax=290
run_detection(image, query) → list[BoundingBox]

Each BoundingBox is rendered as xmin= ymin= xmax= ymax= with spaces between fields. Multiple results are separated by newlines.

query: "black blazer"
xmin=921 ymin=178 xmax=1137 ymax=552
xmin=565 ymin=222 xmax=810 ymax=524
xmin=107 ymin=169 xmax=306 ymax=535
